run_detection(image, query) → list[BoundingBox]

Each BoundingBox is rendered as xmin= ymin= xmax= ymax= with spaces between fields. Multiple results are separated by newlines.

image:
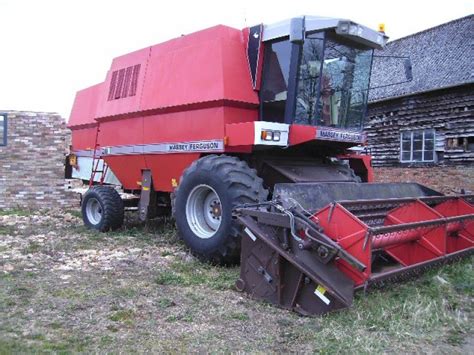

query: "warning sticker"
xmin=314 ymin=285 xmax=331 ymax=305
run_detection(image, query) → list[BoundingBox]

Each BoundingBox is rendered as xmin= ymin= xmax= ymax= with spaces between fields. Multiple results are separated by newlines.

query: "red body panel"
xmin=69 ymin=25 xmax=261 ymax=190
xmin=99 ymin=117 xmax=144 ymax=147
xmin=68 ymin=24 xmax=365 ymax=191
xmin=313 ymin=198 xmax=474 ymax=286
xmin=145 ymin=154 xmax=200 ymax=192
xmin=289 ymin=125 xmax=317 ymax=145
xmin=68 ymin=83 xmax=102 ymax=128
xmin=143 ymin=108 xmax=223 ymax=144
xmin=71 ymin=127 xmax=98 ymax=151
xmin=141 ymin=27 xmax=258 ymax=111
xmin=96 ymin=47 xmax=150 ymax=119
xmin=434 ymin=199 xmax=474 ymax=253
xmin=103 ymin=155 xmax=147 ymax=190
xmin=384 ymin=201 xmax=446 ymax=265
xmin=226 ymin=122 xmax=255 ymax=147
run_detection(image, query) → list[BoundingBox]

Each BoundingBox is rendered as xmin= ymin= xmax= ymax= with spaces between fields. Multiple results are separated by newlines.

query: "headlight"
xmin=261 ymin=130 xmax=281 ymax=142
xmin=349 ymin=24 xmax=362 ymax=36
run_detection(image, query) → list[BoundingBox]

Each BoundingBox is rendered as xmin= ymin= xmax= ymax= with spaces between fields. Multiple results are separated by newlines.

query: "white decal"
xmin=102 ymin=139 xmax=224 ymax=156
xmin=167 ymin=141 xmax=222 ymax=152
xmin=314 ymin=287 xmax=331 ymax=305
xmin=316 ymin=127 xmax=364 ymax=143
xmin=244 ymin=227 xmax=257 ymax=242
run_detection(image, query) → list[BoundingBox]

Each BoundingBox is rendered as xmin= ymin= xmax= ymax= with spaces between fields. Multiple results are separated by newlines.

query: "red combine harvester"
xmin=67 ymin=16 xmax=473 ymax=315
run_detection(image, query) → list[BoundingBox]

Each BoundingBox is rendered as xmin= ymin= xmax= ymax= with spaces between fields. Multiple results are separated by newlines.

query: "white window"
xmin=0 ymin=115 xmax=6 ymax=146
xmin=400 ymin=129 xmax=435 ymax=162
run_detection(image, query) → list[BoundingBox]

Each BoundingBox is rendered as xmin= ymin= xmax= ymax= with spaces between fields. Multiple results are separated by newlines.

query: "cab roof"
xmin=263 ymin=15 xmax=388 ymax=49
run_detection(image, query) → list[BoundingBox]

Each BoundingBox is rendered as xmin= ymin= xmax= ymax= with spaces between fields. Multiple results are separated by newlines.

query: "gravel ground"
xmin=0 ymin=209 xmax=472 ymax=353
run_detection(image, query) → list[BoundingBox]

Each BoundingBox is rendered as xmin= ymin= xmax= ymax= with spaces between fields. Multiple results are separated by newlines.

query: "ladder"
xmin=89 ymin=123 xmax=109 ymax=188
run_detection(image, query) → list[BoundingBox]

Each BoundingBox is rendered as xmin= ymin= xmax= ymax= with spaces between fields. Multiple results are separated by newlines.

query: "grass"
xmin=150 ymin=257 xmax=473 ymax=351
xmin=113 ymin=287 xmax=139 ymax=299
xmin=228 ymin=312 xmax=250 ymax=321
xmin=65 ymin=209 xmax=82 ymax=219
xmin=154 ymin=260 xmax=238 ymax=290
xmin=0 ymin=225 xmax=16 ymax=235
xmin=109 ymin=309 xmax=135 ymax=324
xmin=299 ymin=259 xmax=473 ymax=353
xmin=21 ymin=241 xmax=43 ymax=254
xmin=0 ymin=208 xmax=472 ymax=353
xmin=2 ymin=259 xmax=472 ymax=352
xmin=0 ymin=335 xmax=89 ymax=354
xmin=0 ymin=208 xmax=32 ymax=216
xmin=157 ymin=297 xmax=175 ymax=309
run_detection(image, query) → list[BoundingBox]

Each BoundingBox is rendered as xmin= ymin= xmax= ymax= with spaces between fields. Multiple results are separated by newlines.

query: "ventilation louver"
xmin=107 ymin=64 xmax=141 ymax=101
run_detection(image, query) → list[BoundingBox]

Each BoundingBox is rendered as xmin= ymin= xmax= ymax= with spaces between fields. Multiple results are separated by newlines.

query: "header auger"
xmin=66 ymin=15 xmax=473 ymax=315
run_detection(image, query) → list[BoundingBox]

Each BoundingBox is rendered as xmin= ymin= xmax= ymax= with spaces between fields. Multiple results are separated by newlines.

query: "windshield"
xmin=295 ymin=33 xmax=373 ymax=129
xmin=260 ymin=31 xmax=374 ymax=130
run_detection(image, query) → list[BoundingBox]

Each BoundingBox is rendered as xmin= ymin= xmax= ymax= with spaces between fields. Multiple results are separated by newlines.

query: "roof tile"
xmin=369 ymin=15 xmax=474 ymax=102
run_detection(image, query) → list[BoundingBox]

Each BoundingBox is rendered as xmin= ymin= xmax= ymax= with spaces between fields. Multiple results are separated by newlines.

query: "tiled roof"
xmin=369 ymin=15 xmax=473 ymax=102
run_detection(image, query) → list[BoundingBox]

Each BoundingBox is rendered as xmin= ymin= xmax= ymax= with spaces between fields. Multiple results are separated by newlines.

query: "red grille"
xmin=122 ymin=66 xmax=133 ymax=98
xmin=130 ymin=64 xmax=141 ymax=96
xmin=107 ymin=71 xmax=118 ymax=101
xmin=107 ymin=64 xmax=141 ymax=101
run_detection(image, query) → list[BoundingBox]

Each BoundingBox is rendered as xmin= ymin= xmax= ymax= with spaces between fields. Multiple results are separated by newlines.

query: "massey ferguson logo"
xmin=316 ymin=128 xmax=365 ymax=143
xmin=167 ymin=140 xmax=223 ymax=152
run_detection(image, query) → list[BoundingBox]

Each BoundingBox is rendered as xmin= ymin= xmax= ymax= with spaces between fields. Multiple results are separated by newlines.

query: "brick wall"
xmin=374 ymin=166 xmax=474 ymax=195
xmin=0 ymin=111 xmax=78 ymax=209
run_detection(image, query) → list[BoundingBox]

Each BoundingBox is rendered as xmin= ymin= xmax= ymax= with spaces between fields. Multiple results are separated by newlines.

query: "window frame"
xmin=0 ymin=114 xmax=6 ymax=146
xmin=400 ymin=129 xmax=435 ymax=163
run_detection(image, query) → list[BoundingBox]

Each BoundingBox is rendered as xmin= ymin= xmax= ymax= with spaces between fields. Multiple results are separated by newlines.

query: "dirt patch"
xmin=0 ymin=210 xmax=472 ymax=352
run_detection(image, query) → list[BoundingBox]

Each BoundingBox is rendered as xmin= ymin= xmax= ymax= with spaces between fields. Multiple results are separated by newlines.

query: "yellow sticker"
xmin=143 ymin=187 xmax=150 ymax=191
xmin=171 ymin=178 xmax=178 ymax=187
xmin=315 ymin=284 xmax=330 ymax=305
xmin=316 ymin=285 xmax=326 ymax=295
xmin=69 ymin=154 xmax=77 ymax=166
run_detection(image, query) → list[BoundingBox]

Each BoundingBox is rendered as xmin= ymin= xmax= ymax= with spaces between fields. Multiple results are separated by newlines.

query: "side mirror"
xmin=404 ymin=58 xmax=413 ymax=81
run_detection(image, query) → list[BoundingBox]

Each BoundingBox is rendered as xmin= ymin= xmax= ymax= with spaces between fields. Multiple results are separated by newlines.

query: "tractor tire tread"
xmin=82 ymin=186 xmax=124 ymax=232
xmin=172 ymin=154 xmax=267 ymax=264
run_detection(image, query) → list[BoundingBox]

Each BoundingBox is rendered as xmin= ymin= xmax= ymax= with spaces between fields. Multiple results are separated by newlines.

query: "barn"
xmin=367 ymin=15 xmax=474 ymax=194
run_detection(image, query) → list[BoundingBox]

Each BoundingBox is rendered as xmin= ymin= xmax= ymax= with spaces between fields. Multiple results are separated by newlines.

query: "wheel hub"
xmin=210 ymin=200 xmax=221 ymax=218
xmin=186 ymin=184 xmax=222 ymax=239
xmin=85 ymin=197 xmax=102 ymax=225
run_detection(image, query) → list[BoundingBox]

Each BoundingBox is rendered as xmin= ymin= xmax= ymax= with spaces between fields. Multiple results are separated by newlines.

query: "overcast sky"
xmin=1 ymin=0 xmax=472 ymax=119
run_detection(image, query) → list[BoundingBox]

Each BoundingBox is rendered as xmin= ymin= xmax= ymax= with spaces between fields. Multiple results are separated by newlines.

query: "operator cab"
xmin=259 ymin=17 xmax=387 ymax=131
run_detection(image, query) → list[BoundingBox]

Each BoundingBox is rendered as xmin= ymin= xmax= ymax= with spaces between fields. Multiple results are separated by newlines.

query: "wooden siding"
xmin=366 ymin=84 xmax=474 ymax=167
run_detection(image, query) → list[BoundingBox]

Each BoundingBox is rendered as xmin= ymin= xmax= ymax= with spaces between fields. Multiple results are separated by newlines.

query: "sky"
xmin=0 ymin=0 xmax=472 ymax=119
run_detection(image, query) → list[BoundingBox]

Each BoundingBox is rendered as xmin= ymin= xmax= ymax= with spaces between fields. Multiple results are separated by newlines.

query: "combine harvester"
xmin=67 ymin=16 xmax=473 ymax=315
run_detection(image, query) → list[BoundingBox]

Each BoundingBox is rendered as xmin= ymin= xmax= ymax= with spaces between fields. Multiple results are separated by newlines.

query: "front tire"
xmin=173 ymin=155 xmax=267 ymax=264
xmin=82 ymin=186 xmax=124 ymax=231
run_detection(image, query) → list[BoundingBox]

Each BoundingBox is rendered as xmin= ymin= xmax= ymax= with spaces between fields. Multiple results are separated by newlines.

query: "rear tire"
xmin=173 ymin=155 xmax=267 ymax=264
xmin=82 ymin=186 xmax=124 ymax=232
